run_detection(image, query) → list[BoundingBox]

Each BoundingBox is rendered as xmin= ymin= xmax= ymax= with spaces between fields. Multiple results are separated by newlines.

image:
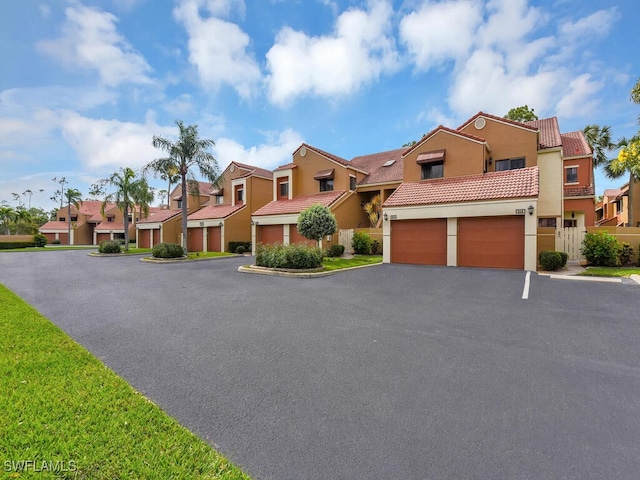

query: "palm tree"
xmin=155 ymin=159 xmax=180 ymax=209
xmin=0 ymin=205 xmax=16 ymax=235
xmin=14 ymin=208 xmax=33 ymax=235
xmin=102 ymin=168 xmax=152 ymax=251
xmin=144 ymin=120 xmax=220 ymax=251
xmin=583 ymin=125 xmax=616 ymax=168
xmin=64 ymin=188 xmax=83 ymax=245
xmin=606 ymin=135 xmax=640 ymax=227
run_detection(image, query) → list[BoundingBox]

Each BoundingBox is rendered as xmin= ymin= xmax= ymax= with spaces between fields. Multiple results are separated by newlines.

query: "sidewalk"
xmin=538 ymin=261 xmax=640 ymax=285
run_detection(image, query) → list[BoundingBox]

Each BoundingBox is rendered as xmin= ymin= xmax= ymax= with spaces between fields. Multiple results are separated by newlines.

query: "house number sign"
xmin=515 ymin=209 xmax=526 ymax=215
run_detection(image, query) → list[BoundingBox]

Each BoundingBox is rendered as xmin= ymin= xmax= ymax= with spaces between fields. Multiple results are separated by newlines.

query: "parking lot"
xmin=2 ymin=251 xmax=640 ymax=480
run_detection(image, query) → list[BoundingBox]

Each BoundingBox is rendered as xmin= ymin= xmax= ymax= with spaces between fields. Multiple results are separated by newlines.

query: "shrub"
xmin=99 ymin=240 xmax=122 ymax=254
xmin=539 ymin=251 xmax=563 ymax=271
xmin=581 ymin=232 xmax=621 ymax=266
xmin=619 ymin=242 xmax=635 ymax=266
xmin=33 ymin=234 xmax=47 ymax=247
xmin=297 ymin=204 xmax=337 ymax=244
xmin=325 ymin=244 xmax=345 ymax=258
xmin=559 ymin=252 xmax=568 ymax=268
xmin=236 ymin=245 xmax=246 ymax=254
xmin=152 ymin=242 xmax=185 ymax=258
xmin=0 ymin=242 xmax=37 ymax=250
xmin=255 ymin=243 xmax=323 ymax=269
xmin=52 ymin=239 xmax=61 ymax=245
xmin=371 ymin=239 xmax=382 ymax=255
xmin=352 ymin=231 xmax=373 ymax=255
xmin=228 ymin=241 xmax=251 ymax=253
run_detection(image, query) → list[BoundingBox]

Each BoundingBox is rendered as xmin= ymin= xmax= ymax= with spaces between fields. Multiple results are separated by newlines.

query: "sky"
xmin=1 ymin=0 xmax=638 ymax=212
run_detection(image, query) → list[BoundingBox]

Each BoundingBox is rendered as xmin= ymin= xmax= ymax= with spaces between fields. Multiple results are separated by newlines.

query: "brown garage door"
xmin=391 ymin=219 xmax=447 ymax=265
xmin=259 ymin=225 xmax=283 ymax=245
xmin=96 ymin=233 xmax=111 ymax=244
xmin=138 ymin=230 xmax=150 ymax=248
xmin=187 ymin=227 xmax=203 ymax=252
xmin=153 ymin=229 xmax=160 ymax=246
xmin=207 ymin=226 xmax=221 ymax=252
xmin=290 ymin=225 xmax=316 ymax=246
xmin=458 ymin=216 xmax=524 ymax=269
xmin=58 ymin=233 xmax=69 ymax=245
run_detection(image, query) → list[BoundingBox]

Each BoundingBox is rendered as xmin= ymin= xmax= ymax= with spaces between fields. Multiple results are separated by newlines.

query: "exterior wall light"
xmin=251 ymin=220 xmax=254 ymax=226
xmin=383 ymin=212 xmax=388 ymax=221
xmin=528 ymin=205 xmax=534 ymax=216
xmin=218 ymin=221 xmax=223 ymax=227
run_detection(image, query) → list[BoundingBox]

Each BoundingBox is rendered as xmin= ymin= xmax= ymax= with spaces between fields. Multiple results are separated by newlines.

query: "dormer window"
xmin=235 ymin=185 xmax=244 ymax=204
xmin=417 ymin=150 xmax=445 ymax=180
xmin=278 ymin=179 xmax=289 ymax=199
xmin=107 ymin=216 xmax=115 ymax=223
xmin=349 ymin=175 xmax=356 ymax=191
xmin=215 ymin=195 xmax=224 ymax=205
xmin=70 ymin=216 xmax=78 ymax=222
xmin=495 ymin=157 xmax=525 ymax=171
xmin=314 ymin=169 xmax=334 ymax=192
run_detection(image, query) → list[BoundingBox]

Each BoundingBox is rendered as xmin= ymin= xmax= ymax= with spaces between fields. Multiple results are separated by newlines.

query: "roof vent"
xmin=382 ymin=159 xmax=396 ymax=167
xmin=474 ymin=117 xmax=486 ymax=130
xmin=300 ymin=146 xmax=307 ymax=157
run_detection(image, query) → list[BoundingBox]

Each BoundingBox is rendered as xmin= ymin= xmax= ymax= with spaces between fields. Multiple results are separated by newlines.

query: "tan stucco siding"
xmin=292 ymin=149 xmax=352 ymax=196
xmin=537 ymin=149 xmax=563 ymax=218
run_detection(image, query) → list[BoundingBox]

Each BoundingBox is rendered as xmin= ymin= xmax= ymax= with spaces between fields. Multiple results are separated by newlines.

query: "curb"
xmin=140 ymin=254 xmax=240 ymax=264
xmin=544 ymin=274 xmax=622 ymax=283
xmin=238 ymin=262 xmax=381 ymax=278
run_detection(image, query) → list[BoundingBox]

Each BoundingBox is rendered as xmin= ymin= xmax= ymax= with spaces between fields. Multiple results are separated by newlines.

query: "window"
xmin=563 ymin=219 xmax=577 ymax=228
xmin=382 ymin=160 xmax=396 ymax=167
xmin=107 ymin=216 xmax=115 ymax=223
xmin=237 ymin=188 xmax=244 ymax=203
xmin=70 ymin=216 xmax=78 ymax=222
xmin=319 ymin=178 xmax=334 ymax=192
xmin=177 ymin=199 xmax=182 ymax=208
xmin=495 ymin=158 xmax=525 ymax=171
xmin=59 ymin=217 xmax=66 ymax=222
xmin=279 ymin=181 xmax=289 ymax=199
xmin=421 ymin=161 xmax=444 ymax=180
xmin=617 ymin=200 xmax=623 ymax=213
xmin=349 ymin=176 xmax=356 ymax=191
xmin=127 ymin=216 xmax=132 ymax=222
xmin=538 ymin=218 xmax=557 ymax=228
xmin=215 ymin=195 xmax=224 ymax=205
xmin=565 ymin=167 xmax=578 ymax=183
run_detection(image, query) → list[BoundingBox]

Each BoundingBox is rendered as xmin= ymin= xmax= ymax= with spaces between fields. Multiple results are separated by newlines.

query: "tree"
xmin=0 ymin=205 xmax=16 ymax=235
xmin=606 ymin=135 xmax=640 ymax=227
xmin=363 ymin=194 xmax=382 ymax=227
xmin=52 ymin=177 xmax=68 ymax=210
xmin=631 ymin=77 xmax=640 ymax=105
xmin=297 ymin=204 xmax=337 ymax=247
xmin=102 ymin=167 xmax=153 ymax=251
xmin=64 ymin=188 xmax=83 ymax=245
xmin=144 ymin=120 xmax=220 ymax=251
xmin=504 ymin=105 xmax=538 ymax=122
xmin=153 ymin=159 xmax=180 ymax=208
xmin=88 ymin=181 xmax=107 ymax=200
xmin=14 ymin=208 xmax=33 ymax=235
xmin=583 ymin=124 xmax=616 ymax=168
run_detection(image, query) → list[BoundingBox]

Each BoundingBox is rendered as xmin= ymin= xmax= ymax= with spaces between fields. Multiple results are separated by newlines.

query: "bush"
xmin=236 ymin=245 xmax=246 ymax=254
xmin=152 ymin=242 xmax=185 ymax=258
xmin=581 ymin=232 xmax=621 ymax=267
xmin=297 ymin=204 xmax=337 ymax=244
xmin=352 ymin=231 xmax=373 ymax=255
xmin=539 ymin=251 xmax=563 ymax=271
xmin=228 ymin=241 xmax=251 ymax=254
xmin=619 ymin=242 xmax=635 ymax=266
xmin=0 ymin=242 xmax=37 ymax=250
xmin=371 ymin=239 xmax=382 ymax=255
xmin=558 ymin=252 xmax=568 ymax=268
xmin=255 ymin=243 xmax=323 ymax=269
xmin=325 ymin=244 xmax=345 ymax=258
xmin=99 ymin=240 xmax=122 ymax=254
xmin=33 ymin=234 xmax=47 ymax=247
xmin=52 ymin=239 xmax=61 ymax=245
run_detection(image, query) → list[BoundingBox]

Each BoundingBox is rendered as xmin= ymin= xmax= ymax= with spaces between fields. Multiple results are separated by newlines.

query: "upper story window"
xmin=319 ymin=178 xmax=334 ymax=192
xmin=421 ymin=161 xmax=444 ymax=180
xmin=59 ymin=217 xmax=66 ymax=222
xmin=177 ymin=199 xmax=182 ymax=208
xmin=127 ymin=216 xmax=132 ymax=222
xmin=215 ymin=195 xmax=224 ymax=205
xmin=107 ymin=216 xmax=115 ymax=222
xmin=565 ymin=166 xmax=578 ymax=183
xmin=349 ymin=176 xmax=357 ymax=191
xmin=236 ymin=187 xmax=244 ymax=203
xmin=495 ymin=157 xmax=525 ymax=171
xmin=279 ymin=180 xmax=289 ymax=199
xmin=70 ymin=216 xmax=78 ymax=222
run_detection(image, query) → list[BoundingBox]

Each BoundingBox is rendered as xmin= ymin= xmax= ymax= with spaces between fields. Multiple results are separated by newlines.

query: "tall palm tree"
xmin=144 ymin=120 xmax=220 ymax=251
xmin=64 ymin=188 xmax=82 ymax=245
xmin=14 ymin=208 xmax=32 ymax=235
xmin=0 ymin=205 xmax=16 ymax=235
xmin=156 ymin=159 xmax=180 ymax=208
xmin=102 ymin=167 xmax=152 ymax=251
xmin=583 ymin=124 xmax=616 ymax=167
xmin=606 ymin=135 xmax=640 ymax=227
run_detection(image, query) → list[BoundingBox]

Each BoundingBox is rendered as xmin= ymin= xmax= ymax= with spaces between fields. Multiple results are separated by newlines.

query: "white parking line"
xmin=522 ymin=271 xmax=531 ymax=299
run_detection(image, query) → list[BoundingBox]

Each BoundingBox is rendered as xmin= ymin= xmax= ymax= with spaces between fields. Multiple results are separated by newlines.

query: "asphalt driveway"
xmin=2 ymin=251 xmax=640 ymax=480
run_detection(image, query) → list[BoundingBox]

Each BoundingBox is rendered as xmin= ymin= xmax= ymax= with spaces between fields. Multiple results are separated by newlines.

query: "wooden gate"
xmin=559 ymin=227 xmax=585 ymax=261
xmin=338 ymin=229 xmax=354 ymax=253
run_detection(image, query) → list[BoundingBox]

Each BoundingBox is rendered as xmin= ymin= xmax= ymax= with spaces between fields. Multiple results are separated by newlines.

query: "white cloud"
xmin=37 ymin=5 xmax=152 ymax=86
xmin=416 ymin=107 xmax=458 ymax=130
xmin=60 ymin=111 xmax=174 ymax=171
xmin=559 ymin=8 xmax=618 ymax=39
xmin=556 ymin=74 xmax=603 ymax=117
xmin=266 ymin=0 xmax=399 ymax=106
xmin=214 ymin=129 xmax=304 ymax=171
xmin=173 ymin=0 xmax=260 ymax=98
xmin=400 ymin=0 xmax=481 ymax=70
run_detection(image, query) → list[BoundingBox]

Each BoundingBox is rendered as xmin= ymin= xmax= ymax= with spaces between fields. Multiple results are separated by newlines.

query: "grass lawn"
xmin=579 ymin=266 xmax=640 ymax=277
xmin=186 ymin=251 xmax=236 ymax=260
xmin=122 ymin=247 xmax=153 ymax=254
xmin=322 ymin=255 xmax=382 ymax=271
xmin=0 ymin=285 xmax=251 ymax=480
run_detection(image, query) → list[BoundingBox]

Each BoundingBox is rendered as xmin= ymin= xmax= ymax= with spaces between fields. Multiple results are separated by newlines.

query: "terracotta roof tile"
xmin=294 ymin=143 xmax=350 ymax=166
xmin=187 ymin=204 xmax=245 ymax=220
xmin=459 ymin=111 xmax=539 ymax=132
xmin=384 ymin=167 xmax=539 ymax=207
xmin=40 ymin=221 xmax=70 ymax=231
xmin=253 ymin=190 xmax=346 ymax=216
xmin=564 ymin=185 xmax=595 ymax=197
xmin=403 ymin=125 xmax=485 ymax=157
xmin=351 ymin=148 xmax=405 ymax=185
xmin=231 ymin=161 xmax=273 ymax=179
xmin=561 ymin=131 xmax=592 ymax=157
xmin=173 ymin=181 xmax=213 ymax=200
xmin=95 ymin=222 xmax=126 ymax=231
xmin=525 ymin=117 xmax=562 ymax=149
xmin=603 ymin=188 xmax=623 ymax=198
xmin=275 ymin=163 xmax=297 ymax=171
xmin=137 ymin=209 xmax=181 ymax=224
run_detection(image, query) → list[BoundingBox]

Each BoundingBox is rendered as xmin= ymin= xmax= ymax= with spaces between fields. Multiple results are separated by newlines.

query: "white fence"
xmin=559 ymin=227 xmax=585 ymax=261
xmin=338 ymin=229 xmax=354 ymax=254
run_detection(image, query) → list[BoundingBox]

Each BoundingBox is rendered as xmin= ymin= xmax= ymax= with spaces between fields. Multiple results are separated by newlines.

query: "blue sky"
xmin=1 ymin=0 xmax=638 ymax=211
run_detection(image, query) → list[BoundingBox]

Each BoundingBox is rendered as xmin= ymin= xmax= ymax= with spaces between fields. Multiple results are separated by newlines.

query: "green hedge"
xmin=33 ymin=234 xmax=47 ymax=247
xmin=581 ymin=232 xmax=621 ymax=267
xmin=325 ymin=244 xmax=345 ymax=257
xmin=152 ymin=243 xmax=185 ymax=258
xmin=228 ymin=241 xmax=251 ymax=254
xmin=99 ymin=240 xmax=122 ymax=254
xmin=0 ymin=242 xmax=37 ymax=249
xmin=255 ymin=243 xmax=323 ymax=269
xmin=352 ymin=231 xmax=373 ymax=255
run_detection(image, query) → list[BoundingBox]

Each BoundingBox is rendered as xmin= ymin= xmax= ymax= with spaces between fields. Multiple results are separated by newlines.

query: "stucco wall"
xmin=537 ymin=149 xmax=563 ymax=218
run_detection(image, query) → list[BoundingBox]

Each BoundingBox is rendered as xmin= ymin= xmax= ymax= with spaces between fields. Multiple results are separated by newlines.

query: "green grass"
xmin=122 ymin=247 xmax=153 ymax=254
xmin=186 ymin=251 xmax=236 ymax=260
xmin=322 ymin=255 xmax=382 ymax=271
xmin=578 ymin=266 xmax=640 ymax=277
xmin=0 ymin=285 xmax=251 ymax=480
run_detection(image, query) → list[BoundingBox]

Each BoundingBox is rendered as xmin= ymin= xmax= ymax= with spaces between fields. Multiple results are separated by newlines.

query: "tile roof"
xmin=275 ymin=163 xmax=297 ymax=171
xmin=253 ymin=190 xmax=346 ymax=216
xmin=560 ymin=131 xmax=592 ymax=157
xmin=137 ymin=209 xmax=181 ymax=224
xmin=459 ymin=111 xmax=539 ymax=132
xmin=384 ymin=167 xmax=539 ymax=207
xmin=351 ymin=147 xmax=405 ymax=185
xmin=294 ymin=143 xmax=351 ymax=167
xmin=40 ymin=221 xmax=70 ymax=231
xmin=95 ymin=222 xmax=126 ymax=231
xmin=173 ymin=181 xmax=213 ymax=200
xmin=524 ymin=117 xmax=562 ymax=149
xmin=564 ymin=185 xmax=595 ymax=197
xmin=403 ymin=125 xmax=486 ymax=157
xmin=187 ymin=204 xmax=245 ymax=220
xmin=231 ymin=161 xmax=273 ymax=179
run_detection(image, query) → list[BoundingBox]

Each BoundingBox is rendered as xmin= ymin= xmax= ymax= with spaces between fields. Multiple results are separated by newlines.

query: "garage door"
xmin=259 ymin=225 xmax=283 ymax=245
xmin=458 ymin=216 xmax=524 ymax=269
xmin=290 ymin=225 xmax=316 ymax=246
xmin=187 ymin=227 xmax=203 ymax=252
xmin=391 ymin=219 xmax=447 ymax=265
xmin=207 ymin=226 xmax=221 ymax=252
xmin=153 ymin=229 xmax=160 ymax=246
xmin=138 ymin=230 xmax=150 ymax=248
xmin=58 ymin=233 xmax=69 ymax=245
